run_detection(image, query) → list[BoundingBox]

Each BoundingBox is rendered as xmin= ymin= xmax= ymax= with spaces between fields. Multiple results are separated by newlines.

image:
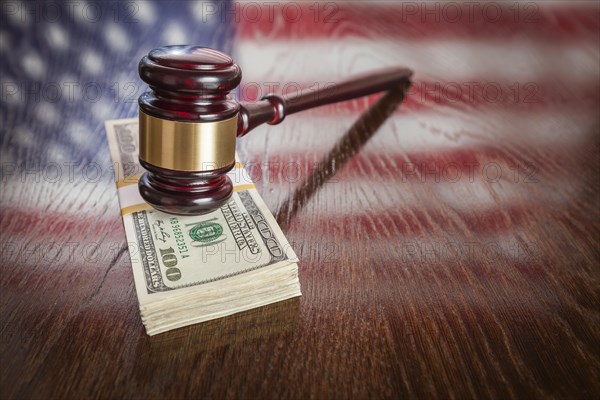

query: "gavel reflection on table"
xmin=138 ymin=45 xmax=413 ymax=215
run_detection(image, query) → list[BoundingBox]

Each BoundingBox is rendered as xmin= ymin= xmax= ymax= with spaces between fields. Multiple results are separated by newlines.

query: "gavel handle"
xmin=237 ymin=67 xmax=413 ymax=136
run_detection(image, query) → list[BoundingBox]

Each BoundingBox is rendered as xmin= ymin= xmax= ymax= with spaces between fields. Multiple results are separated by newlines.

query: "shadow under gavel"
xmin=275 ymin=85 xmax=411 ymax=230
xmin=137 ymin=45 xmax=412 ymax=215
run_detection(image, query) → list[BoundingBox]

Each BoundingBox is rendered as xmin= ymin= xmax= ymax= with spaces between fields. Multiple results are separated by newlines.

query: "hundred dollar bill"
xmin=105 ymin=118 xmax=301 ymax=334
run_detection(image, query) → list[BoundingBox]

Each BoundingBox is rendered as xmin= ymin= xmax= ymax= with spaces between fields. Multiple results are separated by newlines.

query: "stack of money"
xmin=105 ymin=119 xmax=301 ymax=335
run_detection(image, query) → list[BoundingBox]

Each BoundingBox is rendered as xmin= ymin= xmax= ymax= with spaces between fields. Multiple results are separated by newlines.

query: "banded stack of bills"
xmin=105 ymin=118 xmax=301 ymax=335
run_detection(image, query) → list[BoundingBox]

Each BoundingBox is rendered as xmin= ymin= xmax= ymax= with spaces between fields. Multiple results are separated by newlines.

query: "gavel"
xmin=138 ymin=45 xmax=412 ymax=215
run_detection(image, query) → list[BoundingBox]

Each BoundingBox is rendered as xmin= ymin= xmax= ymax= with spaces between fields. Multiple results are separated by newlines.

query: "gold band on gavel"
xmin=138 ymin=110 xmax=237 ymax=172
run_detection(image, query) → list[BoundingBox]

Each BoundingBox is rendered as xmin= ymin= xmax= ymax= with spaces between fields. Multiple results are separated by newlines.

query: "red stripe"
xmin=236 ymin=3 xmax=600 ymax=41
xmin=0 ymin=206 xmax=540 ymax=270
xmin=238 ymin=79 xmax=600 ymax=113
xmin=0 ymin=207 xmax=121 ymax=237
xmin=0 ymin=202 xmax=541 ymax=248
xmin=0 ymin=145 xmax=581 ymax=239
xmin=282 ymin=204 xmax=535 ymax=238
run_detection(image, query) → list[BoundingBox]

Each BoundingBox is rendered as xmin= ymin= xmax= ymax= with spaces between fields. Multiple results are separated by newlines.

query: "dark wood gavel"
xmin=138 ymin=45 xmax=412 ymax=215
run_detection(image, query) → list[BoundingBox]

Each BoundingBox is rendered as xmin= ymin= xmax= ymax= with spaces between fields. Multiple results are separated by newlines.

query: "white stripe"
xmin=256 ymin=172 xmax=575 ymax=218
xmin=236 ymin=39 xmax=600 ymax=84
xmin=240 ymin=109 xmax=597 ymax=155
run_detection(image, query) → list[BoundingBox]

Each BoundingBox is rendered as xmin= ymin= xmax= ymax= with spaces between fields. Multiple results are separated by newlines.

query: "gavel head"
xmin=137 ymin=45 xmax=242 ymax=215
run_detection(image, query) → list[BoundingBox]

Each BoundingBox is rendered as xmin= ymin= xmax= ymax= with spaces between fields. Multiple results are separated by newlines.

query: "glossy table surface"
xmin=1 ymin=1 xmax=599 ymax=398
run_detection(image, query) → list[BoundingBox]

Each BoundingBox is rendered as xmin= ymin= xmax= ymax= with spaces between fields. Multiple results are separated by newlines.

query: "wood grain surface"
xmin=1 ymin=1 xmax=599 ymax=399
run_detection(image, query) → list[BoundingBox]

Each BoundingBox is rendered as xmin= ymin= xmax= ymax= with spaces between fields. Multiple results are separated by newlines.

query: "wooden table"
xmin=1 ymin=1 xmax=599 ymax=398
